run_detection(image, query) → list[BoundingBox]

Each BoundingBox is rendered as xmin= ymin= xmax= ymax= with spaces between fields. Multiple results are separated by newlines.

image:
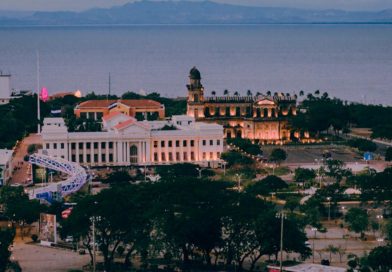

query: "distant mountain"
xmin=1 ymin=0 xmax=392 ymax=25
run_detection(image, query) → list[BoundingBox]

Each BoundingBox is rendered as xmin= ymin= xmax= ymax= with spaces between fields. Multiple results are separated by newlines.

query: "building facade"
xmin=186 ymin=67 xmax=298 ymax=143
xmin=0 ymin=149 xmax=13 ymax=185
xmin=74 ymin=99 xmax=165 ymax=121
xmin=41 ymin=114 xmax=223 ymax=167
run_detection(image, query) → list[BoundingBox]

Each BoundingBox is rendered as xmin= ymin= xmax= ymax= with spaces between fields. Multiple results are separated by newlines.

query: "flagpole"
xmin=36 ymin=51 xmax=41 ymax=134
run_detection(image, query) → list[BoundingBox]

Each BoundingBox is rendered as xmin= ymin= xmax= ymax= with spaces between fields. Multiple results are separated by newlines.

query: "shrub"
xmin=31 ymin=234 xmax=38 ymax=242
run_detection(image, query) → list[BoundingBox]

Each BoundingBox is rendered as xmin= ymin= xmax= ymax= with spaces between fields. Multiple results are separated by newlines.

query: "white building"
xmin=41 ymin=113 xmax=224 ymax=167
xmin=0 ymin=149 xmax=13 ymax=185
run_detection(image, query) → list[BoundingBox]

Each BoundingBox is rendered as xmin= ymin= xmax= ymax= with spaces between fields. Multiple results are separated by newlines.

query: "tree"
xmin=223 ymin=89 xmax=229 ymax=96
xmin=247 ymin=175 xmax=288 ymax=196
xmin=347 ymin=139 xmax=377 ymax=152
xmin=211 ymin=91 xmax=216 ymax=96
xmin=366 ymin=246 xmax=392 ymax=272
xmin=221 ymin=151 xmax=253 ymax=167
xmin=324 ymin=244 xmax=339 ymax=263
xmin=0 ymin=186 xmax=43 ymax=239
xmin=294 ymin=168 xmax=316 ymax=187
xmin=155 ymin=163 xmax=199 ymax=180
xmin=299 ymin=90 xmax=304 ymax=97
xmin=247 ymin=90 xmax=252 ymax=96
xmin=103 ymin=170 xmax=132 ymax=185
xmin=269 ymin=148 xmax=287 ymax=165
xmin=385 ymin=147 xmax=392 ymax=161
xmin=345 ymin=208 xmax=369 ymax=238
xmin=284 ymin=197 xmax=300 ymax=212
xmin=384 ymin=219 xmax=392 ymax=244
xmin=0 ymin=228 xmax=15 ymax=272
xmin=233 ymin=91 xmax=239 ymax=96
xmin=324 ymin=159 xmax=351 ymax=183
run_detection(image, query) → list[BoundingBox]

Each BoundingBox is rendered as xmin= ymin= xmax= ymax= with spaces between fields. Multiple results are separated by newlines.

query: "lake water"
xmin=0 ymin=25 xmax=391 ymax=105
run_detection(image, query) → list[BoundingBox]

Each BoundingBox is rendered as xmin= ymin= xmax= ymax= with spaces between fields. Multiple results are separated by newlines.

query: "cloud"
xmin=0 ymin=0 xmax=391 ymax=11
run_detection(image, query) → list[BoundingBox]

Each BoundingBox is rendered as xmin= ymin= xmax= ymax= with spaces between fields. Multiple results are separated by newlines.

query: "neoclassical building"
xmin=41 ymin=113 xmax=223 ymax=167
xmin=186 ymin=67 xmax=297 ymax=143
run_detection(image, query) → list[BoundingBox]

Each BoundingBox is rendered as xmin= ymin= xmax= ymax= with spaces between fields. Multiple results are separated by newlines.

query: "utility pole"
xmin=276 ymin=211 xmax=286 ymax=272
xmin=36 ymin=51 xmax=41 ymax=134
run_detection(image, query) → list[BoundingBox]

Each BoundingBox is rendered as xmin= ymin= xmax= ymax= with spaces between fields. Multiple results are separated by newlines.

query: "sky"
xmin=0 ymin=0 xmax=391 ymax=12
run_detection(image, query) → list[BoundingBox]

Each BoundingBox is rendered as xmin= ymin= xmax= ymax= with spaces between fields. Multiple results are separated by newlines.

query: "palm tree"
xmin=315 ymin=90 xmax=320 ymax=96
xmin=266 ymin=91 xmax=271 ymax=96
xmin=322 ymin=92 xmax=329 ymax=99
xmin=223 ymin=89 xmax=229 ymax=96
xmin=211 ymin=91 xmax=216 ymax=96
xmin=247 ymin=90 xmax=252 ymax=96
xmin=299 ymin=90 xmax=304 ymax=96
xmin=273 ymin=92 xmax=278 ymax=97
xmin=325 ymin=244 xmax=339 ymax=263
xmin=234 ymin=91 xmax=239 ymax=96
xmin=256 ymin=91 xmax=261 ymax=96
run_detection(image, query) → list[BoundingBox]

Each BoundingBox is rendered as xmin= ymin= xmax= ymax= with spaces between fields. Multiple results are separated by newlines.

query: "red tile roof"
xmin=76 ymin=99 xmax=162 ymax=109
xmin=114 ymin=118 xmax=150 ymax=130
xmin=102 ymin=111 xmax=124 ymax=121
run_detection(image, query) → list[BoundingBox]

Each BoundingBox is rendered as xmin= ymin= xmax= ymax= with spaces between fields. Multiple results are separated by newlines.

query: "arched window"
xmin=130 ymin=145 xmax=138 ymax=164
xmin=264 ymin=108 xmax=268 ymax=117
xmin=194 ymin=94 xmax=199 ymax=102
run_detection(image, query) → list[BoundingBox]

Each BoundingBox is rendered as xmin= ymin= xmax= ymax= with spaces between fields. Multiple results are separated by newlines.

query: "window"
xmin=86 ymin=154 xmax=91 ymax=163
xmin=46 ymin=143 xmax=50 ymax=149
xmin=161 ymin=153 xmax=166 ymax=162
xmin=101 ymin=142 xmax=106 ymax=149
xmin=96 ymin=112 xmax=103 ymax=120
xmin=53 ymin=143 xmax=57 ymax=149
xmin=210 ymin=140 xmax=213 ymax=146
xmin=154 ymin=141 xmax=158 ymax=148
xmin=109 ymin=154 xmax=113 ymax=162
xmin=168 ymin=140 xmax=172 ymax=147
xmin=94 ymin=142 xmax=98 ymax=149
xmin=169 ymin=152 xmax=173 ymax=161
xmin=183 ymin=152 xmax=188 ymax=161
xmin=176 ymin=152 xmax=180 ymax=161
xmin=101 ymin=154 xmax=106 ymax=162
xmin=183 ymin=140 xmax=187 ymax=147
xmin=94 ymin=154 xmax=98 ymax=162
xmin=217 ymin=140 xmax=221 ymax=146
xmin=217 ymin=152 xmax=221 ymax=158
xmin=161 ymin=141 xmax=165 ymax=148
xmin=176 ymin=140 xmax=180 ymax=147
xmin=210 ymin=152 xmax=213 ymax=159
xmin=190 ymin=140 xmax=194 ymax=147
xmin=80 ymin=112 xmax=87 ymax=119
xmin=203 ymin=152 xmax=206 ymax=160
xmin=78 ymin=143 xmax=83 ymax=149
xmin=109 ymin=142 xmax=113 ymax=149
xmin=202 ymin=140 xmax=206 ymax=146
xmin=154 ymin=152 xmax=158 ymax=161
xmin=71 ymin=154 xmax=76 ymax=162
xmin=191 ymin=152 xmax=195 ymax=160
xmin=61 ymin=143 xmax=65 ymax=149
xmin=86 ymin=142 xmax=91 ymax=149
xmin=79 ymin=154 xmax=83 ymax=163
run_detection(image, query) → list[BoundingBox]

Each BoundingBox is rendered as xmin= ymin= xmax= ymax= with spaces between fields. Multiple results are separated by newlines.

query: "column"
xmin=98 ymin=142 xmax=102 ymax=164
xmin=105 ymin=141 xmax=109 ymax=164
xmin=113 ymin=142 xmax=117 ymax=165
xmin=90 ymin=142 xmax=94 ymax=166
xmin=83 ymin=141 xmax=87 ymax=164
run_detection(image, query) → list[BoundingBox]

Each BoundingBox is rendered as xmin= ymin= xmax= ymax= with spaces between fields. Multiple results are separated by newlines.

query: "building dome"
xmin=189 ymin=66 xmax=201 ymax=80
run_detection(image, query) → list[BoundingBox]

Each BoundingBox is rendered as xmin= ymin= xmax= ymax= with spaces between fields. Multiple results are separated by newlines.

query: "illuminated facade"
xmin=186 ymin=67 xmax=298 ymax=143
xmin=74 ymin=99 xmax=165 ymax=121
xmin=41 ymin=114 xmax=223 ymax=167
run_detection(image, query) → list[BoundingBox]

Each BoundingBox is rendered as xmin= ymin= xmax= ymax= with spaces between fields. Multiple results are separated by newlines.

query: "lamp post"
xmin=376 ymin=215 xmax=383 ymax=238
xmin=235 ymin=173 xmax=242 ymax=191
xmin=326 ymin=197 xmax=331 ymax=221
xmin=276 ymin=211 xmax=286 ymax=272
xmin=197 ymin=168 xmax=203 ymax=179
xmin=311 ymin=227 xmax=318 ymax=263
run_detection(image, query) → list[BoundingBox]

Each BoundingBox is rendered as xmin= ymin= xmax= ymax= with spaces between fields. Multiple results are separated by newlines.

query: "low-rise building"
xmin=41 ymin=114 xmax=223 ymax=167
xmin=0 ymin=149 xmax=13 ymax=185
xmin=74 ymin=99 xmax=165 ymax=121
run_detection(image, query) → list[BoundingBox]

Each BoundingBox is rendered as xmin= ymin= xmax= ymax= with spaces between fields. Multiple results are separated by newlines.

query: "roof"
xmin=189 ymin=66 xmax=201 ymax=80
xmin=114 ymin=118 xmax=150 ymax=131
xmin=76 ymin=99 xmax=162 ymax=109
xmin=102 ymin=111 xmax=124 ymax=121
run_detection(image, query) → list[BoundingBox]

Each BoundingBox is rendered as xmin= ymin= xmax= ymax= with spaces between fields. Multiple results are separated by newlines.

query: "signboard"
xmin=39 ymin=213 xmax=57 ymax=244
xmin=364 ymin=152 xmax=373 ymax=161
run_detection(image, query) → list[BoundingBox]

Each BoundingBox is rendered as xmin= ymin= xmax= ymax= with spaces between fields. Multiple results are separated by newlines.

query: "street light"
xmin=376 ymin=215 xmax=383 ymax=238
xmin=311 ymin=227 xmax=317 ymax=263
xmin=326 ymin=197 xmax=331 ymax=221
xmin=235 ymin=173 xmax=242 ymax=191
xmin=276 ymin=211 xmax=287 ymax=272
xmin=196 ymin=167 xmax=203 ymax=179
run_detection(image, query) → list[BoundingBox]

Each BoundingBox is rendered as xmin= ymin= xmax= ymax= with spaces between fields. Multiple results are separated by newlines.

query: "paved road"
xmin=10 ymin=134 xmax=42 ymax=185
xmin=11 ymin=238 xmax=90 ymax=272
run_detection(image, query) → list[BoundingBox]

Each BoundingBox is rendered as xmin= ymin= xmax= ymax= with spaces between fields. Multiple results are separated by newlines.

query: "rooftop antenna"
xmin=36 ymin=51 xmax=41 ymax=134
